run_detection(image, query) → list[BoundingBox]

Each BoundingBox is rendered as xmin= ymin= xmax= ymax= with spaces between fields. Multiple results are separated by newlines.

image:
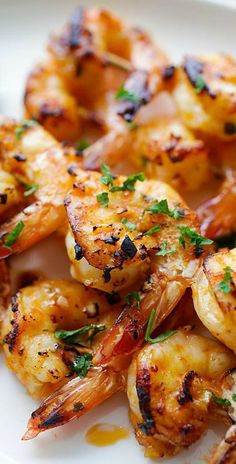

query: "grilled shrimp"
xmin=173 ymin=54 xmax=236 ymax=140
xmin=127 ymin=327 xmax=236 ymax=458
xmin=83 ymin=116 xmax=210 ymax=193
xmin=198 ymin=170 xmax=236 ymax=238
xmin=1 ymin=279 xmax=122 ymax=399
xmin=0 ymin=117 xmax=79 ymax=257
xmin=24 ymin=7 xmax=168 ymax=141
xmin=65 ymin=168 xmax=203 ymax=293
xmin=192 ymin=247 xmax=236 ymax=353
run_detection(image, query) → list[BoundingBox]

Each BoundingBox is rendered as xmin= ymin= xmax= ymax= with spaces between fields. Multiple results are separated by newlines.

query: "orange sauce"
xmin=85 ymin=423 xmax=130 ymax=447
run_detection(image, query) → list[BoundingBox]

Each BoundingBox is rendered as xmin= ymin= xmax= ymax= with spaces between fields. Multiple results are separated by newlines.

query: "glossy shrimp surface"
xmin=174 ymin=54 xmax=236 ymax=140
xmin=24 ymin=7 xmax=168 ymax=141
xmin=1 ymin=279 xmax=122 ymax=399
xmin=192 ymin=248 xmax=236 ymax=353
xmin=0 ymin=260 xmax=10 ymax=324
xmin=127 ymin=328 xmax=236 ymax=458
xmin=0 ymin=117 xmax=79 ymax=257
xmin=83 ymin=116 xmax=210 ymax=193
xmin=65 ymin=168 xmax=202 ymax=294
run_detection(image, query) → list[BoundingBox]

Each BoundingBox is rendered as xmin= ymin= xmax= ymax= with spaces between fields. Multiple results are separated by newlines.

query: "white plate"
xmin=0 ymin=0 xmax=236 ymax=462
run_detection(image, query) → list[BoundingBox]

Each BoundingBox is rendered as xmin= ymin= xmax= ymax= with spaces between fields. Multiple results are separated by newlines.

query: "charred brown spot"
xmin=103 ymin=266 xmax=112 ymax=283
xmin=39 ymin=103 xmax=63 ymax=121
xmin=177 ymin=370 xmax=197 ymax=405
xmin=224 ymin=122 xmax=236 ymax=135
xmin=38 ymin=411 xmax=65 ymax=428
xmin=105 ymin=291 xmax=121 ymax=305
xmin=11 ymin=294 xmax=18 ymax=312
xmin=73 ymin=401 xmax=84 ymax=412
xmin=103 ymin=235 xmax=120 ymax=245
xmin=74 ymin=243 xmax=83 ymax=260
xmin=136 ymin=367 xmax=155 ymax=435
xmin=121 ymin=235 xmax=137 ymax=258
xmin=13 ymin=153 xmax=27 ymax=162
xmin=180 ymin=424 xmax=194 ymax=436
xmin=117 ymin=71 xmax=151 ymax=122
xmin=4 ymin=322 xmax=19 ymax=352
xmin=162 ymin=65 xmax=176 ymax=80
xmin=69 ymin=7 xmax=85 ymax=49
xmin=0 ymin=193 xmax=8 ymax=205
xmin=183 ymin=57 xmax=215 ymax=98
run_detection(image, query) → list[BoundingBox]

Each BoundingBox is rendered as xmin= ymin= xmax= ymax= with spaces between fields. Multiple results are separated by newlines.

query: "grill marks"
xmin=117 ymin=70 xmax=151 ymax=122
xmin=183 ymin=57 xmax=215 ymax=98
xmin=136 ymin=366 xmax=155 ymax=436
xmin=4 ymin=294 xmax=20 ymax=352
xmin=177 ymin=370 xmax=198 ymax=405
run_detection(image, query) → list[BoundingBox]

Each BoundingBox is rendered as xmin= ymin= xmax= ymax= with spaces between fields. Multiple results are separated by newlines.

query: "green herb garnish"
xmin=55 ymin=324 xmax=106 ymax=346
xmin=195 ymin=75 xmax=206 ymax=94
xmin=146 ymin=199 xmax=184 ymax=219
xmin=126 ymin=291 xmax=141 ymax=306
xmin=77 ymin=139 xmax=90 ymax=151
xmin=121 ymin=217 xmax=136 ymax=231
xmin=178 ymin=226 xmax=213 ymax=248
xmin=143 ymin=225 xmax=161 ymax=236
xmin=115 ymin=84 xmax=140 ymax=103
xmin=97 ymin=192 xmax=109 ymax=208
xmin=100 ymin=163 xmax=114 ymax=187
xmin=145 ymin=309 xmax=177 ymax=343
xmin=72 ymin=353 xmax=93 ymax=377
xmin=110 ymin=173 xmax=145 ymax=193
xmin=210 ymin=392 xmax=231 ymax=408
xmin=156 ymin=240 xmax=176 ymax=256
xmin=23 ymin=183 xmax=38 ymax=197
xmin=15 ymin=120 xmax=37 ymax=140
xmin=232 ymin=393 xmax=236 ymax=402
xmin=217 ymin=266 xmax=233 ymax=294
xmin=3 ymin=221 xmax=25 ymax=248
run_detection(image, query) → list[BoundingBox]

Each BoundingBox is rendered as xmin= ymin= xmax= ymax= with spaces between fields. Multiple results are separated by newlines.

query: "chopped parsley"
xmin=156 ymin=240 xmax=176 ymax=256
xmin=76 ymin=139 xmax=90 ymax=152
xmin=232 ymin=393 xmax=236 ymax=402
xmin=178 ymin=226 xmax=213 ymax=248
xmin=23 ymin=183 xmax=38 ymax=197
xmin=3 ymin=221 xmax=25 ymax=248
xmin=217 ymin=266 xmax=233 ymax=294
xmin=210 ymin=392 xmax=231 ymax=408
xmin=97 ymin=192 xmax=109 ymax=208
xmin=195 ymin=75 xmax=206 ymax=94
xmin=146 ymin=199 xmax=184 ymax=219
xmin=115 ymin=84 xmax=140 ymax=103
xmin=121 ymin=217 xmax=136 ymax=231
xmin=126 ymin=291 xmax=141 ymax=306
xmin=145 ymin=309 xmax=177 ymax=343
xmin=110 ymin=173 xmax=145 ymax=193
xmin=100 ymin=163 xmax=114 ymax=187
xmin=143 ymin=225 xmax=161 ymax=236
xmin=72 ymin=353 xmax=93 ymax=377
xmin=15 ymin=120 xmax=37 ymax=140
xmin=217 ymin=266 xmax=233 ymax=293
xmin=55 ymin=324 xmax=106 ymax=346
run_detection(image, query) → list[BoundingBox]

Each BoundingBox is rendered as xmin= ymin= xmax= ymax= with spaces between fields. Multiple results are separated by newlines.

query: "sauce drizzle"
xmin=85 ymin=423 xmax=130 ymax=447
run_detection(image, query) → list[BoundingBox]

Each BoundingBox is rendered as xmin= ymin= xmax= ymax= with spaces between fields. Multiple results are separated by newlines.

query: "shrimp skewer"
xmin=0 ymin=260 xmax=10 ymax=324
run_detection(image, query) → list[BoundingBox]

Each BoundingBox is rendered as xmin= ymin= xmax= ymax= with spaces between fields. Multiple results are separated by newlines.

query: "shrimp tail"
xmin=209 ymin=424 xmax=236 ymax=464
xmin=22 ymin=366 xmax=122 ymax=440
xmin=94 ymin=274 xmax=185 ymax=366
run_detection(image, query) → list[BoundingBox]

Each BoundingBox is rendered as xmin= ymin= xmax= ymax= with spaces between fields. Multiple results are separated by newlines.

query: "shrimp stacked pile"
xmin=1 ymin=7 xmax=236 ymax=463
